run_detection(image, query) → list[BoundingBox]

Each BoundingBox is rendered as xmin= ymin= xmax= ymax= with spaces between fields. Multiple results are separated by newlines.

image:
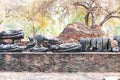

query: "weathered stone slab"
xmin=0 ymin=52 xmax=120 ymax=72
xmin=96 ymin=37 xmax=103 ymax=52
xmin=0 ymin=30 xmax=24 ymax=39
xmin=78 ymin=38 xmax=92 ymax=52
xmin=102 ymin=38 xmax=111 ymax=52
xmin=113 ymin=35 xmax=120 ymax=48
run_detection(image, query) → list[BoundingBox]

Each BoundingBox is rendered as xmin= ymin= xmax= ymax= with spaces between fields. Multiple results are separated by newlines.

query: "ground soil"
xmin=0 ymin=72 xmax=119 ymax=80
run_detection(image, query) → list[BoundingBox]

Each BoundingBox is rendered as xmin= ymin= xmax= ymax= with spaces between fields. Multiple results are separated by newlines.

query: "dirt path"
xmin=0 ymin=72 xmax=119 ymax=80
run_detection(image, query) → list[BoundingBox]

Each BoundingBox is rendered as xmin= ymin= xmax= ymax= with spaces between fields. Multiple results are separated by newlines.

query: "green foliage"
xmin=113 ymin=26 xmax=120 ymax=35
xmin=72 ymin=15 xmax=84 ymax=23
xmin=71 ymin=7 xmax=86 ymax=23
xmin=23 ymin=24 xmax=33 ymax=38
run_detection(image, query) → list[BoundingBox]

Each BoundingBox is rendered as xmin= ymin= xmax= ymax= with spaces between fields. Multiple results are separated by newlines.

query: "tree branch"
xmin=0 ymin=20 xmax=3 ymax=25
xmin=73 ymin=2 xmax=89 ymax=10
xmin=99 ymin=15 xmax=120 ymax=26
xmin=110 ymin=16 xmax=120 ymax=18
xmin=99 ymin=10 xmax=120 ymax=26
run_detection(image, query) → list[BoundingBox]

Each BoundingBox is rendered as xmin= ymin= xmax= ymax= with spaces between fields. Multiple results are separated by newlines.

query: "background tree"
xmin=73 ymin=0 xmax=120 ymax=28
xmin=3 ymin=0 xmax=56 ymax=37
xmin=0 ymin=0 xmax=120 ymax=37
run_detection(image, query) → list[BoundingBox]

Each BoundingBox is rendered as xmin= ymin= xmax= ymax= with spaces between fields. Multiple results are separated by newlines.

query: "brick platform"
xmin=0 ymin=52 xmax=120 ymax=72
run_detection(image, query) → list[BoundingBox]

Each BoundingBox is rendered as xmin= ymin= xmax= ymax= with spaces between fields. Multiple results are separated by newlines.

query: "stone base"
xmin=0 ymin=52 xmax=120 ymax=72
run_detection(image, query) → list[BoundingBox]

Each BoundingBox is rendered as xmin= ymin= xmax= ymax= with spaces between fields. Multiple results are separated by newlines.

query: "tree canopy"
xmin=0 ymin=0 xmax=120 ymax=37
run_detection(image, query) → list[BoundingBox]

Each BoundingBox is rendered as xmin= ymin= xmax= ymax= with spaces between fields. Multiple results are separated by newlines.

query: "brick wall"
xmin=0 ymin=52 xmax=120 ymax=72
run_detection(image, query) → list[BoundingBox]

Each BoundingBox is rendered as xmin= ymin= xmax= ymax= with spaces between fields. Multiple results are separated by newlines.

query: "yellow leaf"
xmin=40 ymin=20 xmax=47 ymax=28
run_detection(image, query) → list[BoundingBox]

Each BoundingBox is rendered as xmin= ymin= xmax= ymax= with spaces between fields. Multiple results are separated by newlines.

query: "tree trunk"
xmin=99 ymin=19 xmax=106 ymax=27
xmin=31 ymin=20 xmax=36 ymax=37
xmin=91 ymin=12 xmax=96 ymax=28
xmin=85 ymin=12 xmax=90 ymax=26
xmin=32 ymin=25 xmax=36 ymax=37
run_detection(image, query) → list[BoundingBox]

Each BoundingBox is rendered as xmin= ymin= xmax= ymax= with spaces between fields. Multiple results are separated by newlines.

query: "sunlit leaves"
xmin=34 ymin=14 xmax=52 ymax=29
